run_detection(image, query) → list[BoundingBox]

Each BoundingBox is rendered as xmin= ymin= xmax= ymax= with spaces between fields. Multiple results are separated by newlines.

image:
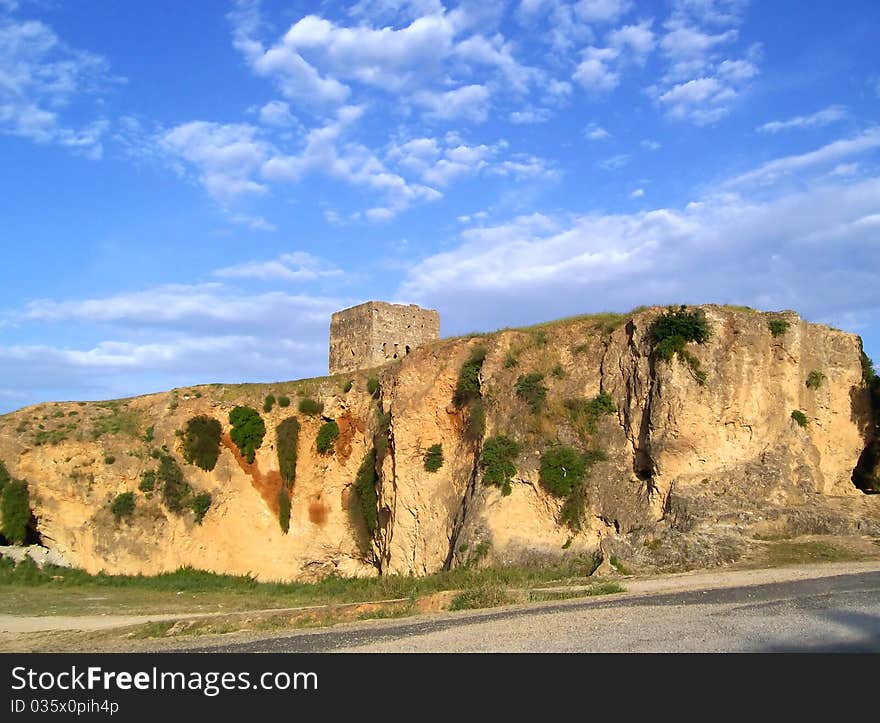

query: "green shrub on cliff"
xmin=263 ymin=394 xmax=276 ymax=413
xmin=191 ymin=492 xmax=212 ymax=525
xmin=316 ymin=421 xmax=339 ymax=454
xmin=183 ymin=415 xmax=222 ymax=471
xmin=158 ymin=454 xmax=192 ymax=514
xmin=453 ymin=345 xmax=487 ymax=408
xmin=278 ymin=488 xmax=291 ymax=533
xmin=0 ymin=478 xmax=31 ymax=545
xmin=228 ymin=406 xmax=265 ymax=463
xmin=111 ymin=492 xmax=135 ymax=521
xmin=276 ymin=417 xmax=300 ymax=488
xmin=650 ymin=306 xmax=710 ymax=385
xmin=424 ymin=444 xmax=444 ymax=472
xmin=515 ymin=372 xmax=548 ymax=413
xmin=480 ymin=436 xmax=521 ymax=495
xmin=0 ymin=461 xmax=10 ymax=496
xmin=298 ymin=398 xmax=324 ymax=416
xmin=354 ymin=450 xmax=379 ymax=534
xmin=367 ymin=377 xmax=380 ymax=396
xmin=791 ymin=410 xmax=808 ymax=429
xmin=806 ymin=370 xmax=826 ymax=390
xmin=767 ymin=317 xmax=790 ymax=337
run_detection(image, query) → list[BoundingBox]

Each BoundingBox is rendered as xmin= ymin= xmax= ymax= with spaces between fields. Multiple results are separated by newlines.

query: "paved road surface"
xmin=192 ymin=571 xmax=880 ymax=653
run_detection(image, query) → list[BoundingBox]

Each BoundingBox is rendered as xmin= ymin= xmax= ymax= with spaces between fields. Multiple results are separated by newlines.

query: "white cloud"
xmin=598 ymin=153 xmax=630 ymax=170
xmin=452 ymin=33 xmax=542 ymax=93
xmin=399 ymin=175 xmax=880 ymax=335
xmin=213 ymin=252 xmax=342 ymax=281
xmin=159 ymin=121 xmax=272 ymax=199
xmin=630 ymin=188 xmax=645 ymax=198
xmin=585 ymin=123 xmax=611 ymax=140
xmin=725 ymin=128 xmax=880 ymax=188
xmin=258 ymin=100 xmax=297 ymax=127
xmin=573 ymin=46 xmax=620 ymax=91
xmin=0 ymin=17 xmax=119 ymax=156
xmin=608 ymin=19 xmax=655 ymax=60
xmin=641 ymin=139 xmax=662 ymax=150
xmin=348 ymin=0 xmax=445 ymax=24
xmin=510 ymin=107 xmax=553 ymax=124
xmin=574 ymin=0 xmax=632 ymax=23
xmin=413 ymin=84 xmax=491 ymax=123
xmin=229 ymin=213 xmax=276 ymax=231
xmin=657 ymin=76 xmax=737 ymax=124
xmin=757 ymin=105 xmax=847 ymax=134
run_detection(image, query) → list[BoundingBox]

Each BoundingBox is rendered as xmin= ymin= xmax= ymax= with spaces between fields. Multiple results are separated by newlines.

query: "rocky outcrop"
xmin=0 ymin=305 xmax=877 ymax=580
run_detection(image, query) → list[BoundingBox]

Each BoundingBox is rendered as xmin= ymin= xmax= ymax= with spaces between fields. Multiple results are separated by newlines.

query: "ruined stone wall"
xmin=329 ymin=301 xmax=440 ymax=374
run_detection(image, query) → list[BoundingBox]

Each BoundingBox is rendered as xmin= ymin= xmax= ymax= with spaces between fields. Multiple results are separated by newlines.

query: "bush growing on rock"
xmin=791 ymin=410 xmax=808 ymax=429
xmin=453 ymin=345 xmax=487 ymax=408
xmin=278 ymin=488 xmax=291 ymax=533
xmin=649 ymin=306 xmax=710 ymax=385
xmin=367 ymin=377 xmax=380 ymax=396
xmin=515 ymin=372 xmax=548 ymax=413
xmin=263 ymin=394 xmax=276 ymax=413
xmin=138 ymin=470 xmax=156 ymax=492
xmin=424 ymin=444 xmax=444 ymax=472
xmin=278 ymin=395 xmax=291 ymax=408
xmin=806 ymin=370 xmax=826 ymax=390
xmin=316 ymin=421 xmax=339 ymax=454
xmin=0 ymin=479 xmax=31 ymax=545
xmin=298 ymin=398 xmax=324 ymax=416
xmin=228 ymin=406 xmax=265 ymax=463
xmin=354 ymin=450 xmax=379 ymax=535
xmin=191 ymin=492 xmax=212 ymax=525
xmin=767 ymin=317 xmax=790 ymax=337
xmin=0 ymin=461 xmax=10 ymax=496
xmin=480 ymin=436 xmax=521 ymax=496
xmin=276 ymin=417 xmax=300 ymax=488
xmin=111 ymin=492 xmax=135 ymax=521
xmin=158 ymin=454 xmax=192 ymax=514
xmin=540 ymin=445 xmax=589 ymax=498
xmin=182 ymin=415 xmax=222 ymax=471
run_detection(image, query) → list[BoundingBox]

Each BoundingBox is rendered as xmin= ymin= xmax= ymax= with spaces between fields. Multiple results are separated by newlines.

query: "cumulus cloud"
xmin=258 ymin=100 xmax=297 ymax=127
xmin=158 ymin=121 xmax=272 ymax=199
xmin=757 ymin=105 xmax=847 ymax=134
xmin=573 ymin=46 xmax=620 ymax=91
xmin=412 ymin=84 xmax=492 ymax=123
xmin=0 ymin=16 xmax=120 ymax=156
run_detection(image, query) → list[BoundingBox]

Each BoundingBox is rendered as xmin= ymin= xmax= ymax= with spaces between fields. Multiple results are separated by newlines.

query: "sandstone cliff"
xmin=1 ymin=305 xmax=877 ymax=580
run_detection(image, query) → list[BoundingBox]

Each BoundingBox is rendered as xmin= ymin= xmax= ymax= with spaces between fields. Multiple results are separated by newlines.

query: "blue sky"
xmin=1 ymin=0 xmax=879 ymax=412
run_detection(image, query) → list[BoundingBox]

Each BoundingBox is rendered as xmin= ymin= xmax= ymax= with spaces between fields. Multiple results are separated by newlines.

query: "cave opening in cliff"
xmin=852 ymin=439 xmax=880 ymax=494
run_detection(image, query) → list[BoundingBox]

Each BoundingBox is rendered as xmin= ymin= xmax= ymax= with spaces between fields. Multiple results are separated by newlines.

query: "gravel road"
xmin=192 ymin=566 xmax=880 ymax=653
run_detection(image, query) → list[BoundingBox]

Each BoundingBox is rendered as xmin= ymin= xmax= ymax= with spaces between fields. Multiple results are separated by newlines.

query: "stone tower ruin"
xmin=329 ymin=301 xmax=440 ymax=374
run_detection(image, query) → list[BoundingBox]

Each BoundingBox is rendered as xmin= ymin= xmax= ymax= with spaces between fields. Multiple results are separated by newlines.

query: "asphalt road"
xmin=191 ymin=571 xmax=880 ymax=653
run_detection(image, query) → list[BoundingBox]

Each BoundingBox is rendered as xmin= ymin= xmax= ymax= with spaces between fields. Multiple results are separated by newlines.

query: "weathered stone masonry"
xmin=329 ymin=301 xmax=440 ymax=374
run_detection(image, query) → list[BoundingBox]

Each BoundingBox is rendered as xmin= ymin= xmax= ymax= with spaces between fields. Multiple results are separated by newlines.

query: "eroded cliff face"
xmin=0 ymin=306 xmax=877 ymax=580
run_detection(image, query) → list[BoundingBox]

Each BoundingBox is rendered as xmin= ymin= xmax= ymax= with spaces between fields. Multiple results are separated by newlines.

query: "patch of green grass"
xmin=529 ymin=581 xmax=624 ymax=602
xmin=91 ymin=404 xmax=141 ymax=439
xmin=564 ymin=392 xmax=617 ymax=438
xmin=609 ymin=555 xmax=632 ymax=575
xmin=449 ymin=582 xmax=512 ymax=610
xmin=367 ymin=377 xmax=380 ymax=396
xmin=515 ymin=372 xmax=548 ymax=413
xmin=763 ymin=541 xmax=866 ymax=567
